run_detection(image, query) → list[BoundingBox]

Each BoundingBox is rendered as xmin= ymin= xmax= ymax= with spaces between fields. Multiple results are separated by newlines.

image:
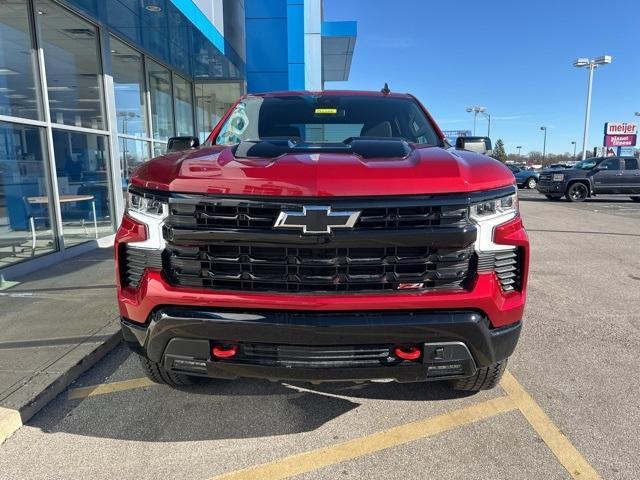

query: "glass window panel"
xmin=147 ymin=60 xmax=173 ymax=141
xmin=153 ymin=142 xmax=166 ymax=158
xmin=37 ymin=0 xmax=105 ymax=129
xmin=0 ymin=122 xmax=56 ymax=267
xmin=119 ymin=137 xmax=150 ymax=188
xmin=173 ymin=74 xmax=193 ymax=136
xmin=111 ymin=37 xmax=149 ymax=138
xmin=52 ymin=129 xmax=113 ymax=247
xmin=195 ymin=82 xmax=242 ymax=142
xmin=0 ymin=0 xmax=42 ymax=120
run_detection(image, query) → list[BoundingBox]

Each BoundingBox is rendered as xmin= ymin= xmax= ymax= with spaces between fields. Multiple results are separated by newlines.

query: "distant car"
xmin=537 ymin=156 xmax=640 ymax=202
xmin=507 ymin=165 xmax=539 ymax=189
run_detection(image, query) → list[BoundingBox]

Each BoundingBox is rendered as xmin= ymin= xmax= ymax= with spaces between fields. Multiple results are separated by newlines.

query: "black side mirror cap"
xmin=455 ymin=136 xmax=492 ymax=155
xmin=167 ymin=136 xmax=200 ymax=153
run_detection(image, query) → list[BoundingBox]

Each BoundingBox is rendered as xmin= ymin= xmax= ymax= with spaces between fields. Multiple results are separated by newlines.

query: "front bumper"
xmin=121 ymin=308 xmax=522 ymax=383
xmin=536 ymin=181 xmax=565 ymax=194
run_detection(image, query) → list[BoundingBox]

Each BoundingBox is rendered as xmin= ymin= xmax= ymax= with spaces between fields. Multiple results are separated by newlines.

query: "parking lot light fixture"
xmin=516 ymin=146 xmax=522 ymax=156
xmin=571 ymin=141 xmax=576 ymax=159
xmin=540 ymin=127 xmax=547 ymax=162
xmin=466 ymin=106 xmax=487 ymax=135
xmin=574 ymin=55 xmax=612 ymax=160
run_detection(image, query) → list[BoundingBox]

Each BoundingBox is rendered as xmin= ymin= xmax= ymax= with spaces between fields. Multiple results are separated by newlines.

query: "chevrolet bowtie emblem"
xmin=274 ymin=206 xmax=361 ymax=234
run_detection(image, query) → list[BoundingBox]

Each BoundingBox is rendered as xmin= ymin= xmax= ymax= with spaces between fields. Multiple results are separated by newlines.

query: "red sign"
xmin=604 ymin=134 xmax=637 ymax=147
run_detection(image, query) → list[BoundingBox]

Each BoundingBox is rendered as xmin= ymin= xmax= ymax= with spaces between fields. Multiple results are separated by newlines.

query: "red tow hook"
xmin=394 ymin=346 xmax=421 ymax=361
xmin=212 ymin=344 xmax=238 ymax=359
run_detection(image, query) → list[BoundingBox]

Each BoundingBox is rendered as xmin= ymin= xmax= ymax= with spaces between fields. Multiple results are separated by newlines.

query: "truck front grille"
xmin=165 ymin=244 xmax=474 ymax=292
xmin=160 ymin=194 xmax=480 ymax=294
xmin=169 ymin=201 xmax=469 ymax=230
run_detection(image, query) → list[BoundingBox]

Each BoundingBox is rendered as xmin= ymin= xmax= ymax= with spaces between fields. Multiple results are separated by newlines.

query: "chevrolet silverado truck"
xmin=115 ymin=91 xmax=529 ymax=392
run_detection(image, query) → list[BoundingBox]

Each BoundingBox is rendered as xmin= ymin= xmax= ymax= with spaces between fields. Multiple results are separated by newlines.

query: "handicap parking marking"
xmin=67 ymin=377 xmax=157 ymax=400
xmin=500 ymin=371 xmax=601 ymax=480
xmin=64 ymin=370 xmax=602 ymax=480
xmin=209 ymin=396 xmax=517 ymax=480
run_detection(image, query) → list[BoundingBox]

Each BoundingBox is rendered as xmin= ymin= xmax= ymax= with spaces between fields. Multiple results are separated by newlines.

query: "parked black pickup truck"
xmin=537 ymin=156 xmax=640 ymax=202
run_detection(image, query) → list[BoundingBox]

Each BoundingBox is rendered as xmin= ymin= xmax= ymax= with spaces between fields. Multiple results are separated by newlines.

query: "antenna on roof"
xmin=381 ymin=83 xmax=391 ymax=95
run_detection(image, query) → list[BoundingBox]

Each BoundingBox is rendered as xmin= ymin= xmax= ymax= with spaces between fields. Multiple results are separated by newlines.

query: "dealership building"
xmin=0 ymin=0 xmax=357 ymax=277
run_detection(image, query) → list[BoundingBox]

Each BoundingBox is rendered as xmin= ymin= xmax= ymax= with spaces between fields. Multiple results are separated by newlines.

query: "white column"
xmin=304 ymin=0 xmax=323 ymax=91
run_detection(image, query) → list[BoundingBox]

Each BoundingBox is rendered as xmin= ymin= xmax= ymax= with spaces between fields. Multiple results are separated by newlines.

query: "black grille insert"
xmin=235 ymin=343 xmax=395 ymax=368
xmin=477 ymin=249 xmax=522 ymax=292
xmin=121 ymin=246 xmax=162 ymax=288
xmin=168 ymin=201 xmax=469 ymax=230
xmin=165 ymin=244 xmax=474 ymax=292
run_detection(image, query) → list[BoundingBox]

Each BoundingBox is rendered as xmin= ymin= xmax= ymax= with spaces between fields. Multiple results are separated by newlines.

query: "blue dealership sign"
xmin=442 ymin=130 xmax=472 ymax=145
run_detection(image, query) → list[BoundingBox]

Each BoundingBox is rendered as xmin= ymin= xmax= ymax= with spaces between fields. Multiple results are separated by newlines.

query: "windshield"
xmin=214 ymin=95 xmax=442 ymax=146
xmin=573 ymin=158 xmax=599 ymax=170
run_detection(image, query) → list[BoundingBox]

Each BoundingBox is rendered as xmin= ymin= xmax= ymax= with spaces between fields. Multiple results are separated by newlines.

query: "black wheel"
xmin=544 ymin=194 xmax=562 ymax=201
xmin=630 ymin=196 xmax=640 ymax=203
xmin=449 ymin=359 xmax=507 ymax=391
xmin=565 ymin=182 xmax=589 ymax=202
xmin=526 ymin=177 xmax=538 ymax=189
xmin=137 ymin=354 xmax=195 ymax=387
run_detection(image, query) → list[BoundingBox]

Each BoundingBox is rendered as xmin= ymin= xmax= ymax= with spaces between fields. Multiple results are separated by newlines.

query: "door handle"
xmin=635 ymin=173 xmax=640 ymax=176
xmin=615 ymin=173 xmax=624 ymax=176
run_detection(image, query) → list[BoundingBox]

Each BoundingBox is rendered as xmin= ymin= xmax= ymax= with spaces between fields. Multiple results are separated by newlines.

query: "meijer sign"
xmin=605 ymin=122 xmax=637 ymax=135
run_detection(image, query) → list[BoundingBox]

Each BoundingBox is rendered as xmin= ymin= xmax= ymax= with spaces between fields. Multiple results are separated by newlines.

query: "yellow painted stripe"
xmin=500 ymin=371 xmax=601 ymax=480
xmin=0 ymin=407 xmax=22 ymax=444
xmin=210 ymin=396 xmax=516 ymax=480
xmin=68 ymin=377 xmax=157 ymax=400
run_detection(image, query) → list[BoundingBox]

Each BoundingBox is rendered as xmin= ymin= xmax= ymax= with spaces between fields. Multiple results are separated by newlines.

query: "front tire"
xmin=138 ymin=355 xmax=195 ymax=387
xmin=565 ymin=182 xmax=589 ymax=202
xmin=526 ymin=177 xmax=538 ymax=189
xmin=450 ymin=359 xmax=507 ymax=391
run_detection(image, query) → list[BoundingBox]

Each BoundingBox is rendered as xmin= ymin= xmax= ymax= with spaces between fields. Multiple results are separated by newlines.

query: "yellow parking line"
xmin=67 ymin=377 xmax=157 ymax=400
xmin=500 ymin=371 xmax=601 ymax=480
xmin=209 ymin=396 xmax=517 ymax=480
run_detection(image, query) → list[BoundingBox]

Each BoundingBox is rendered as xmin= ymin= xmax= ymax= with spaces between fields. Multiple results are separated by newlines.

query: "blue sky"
xmin=324 ymin=0 xmax=640 ymax=155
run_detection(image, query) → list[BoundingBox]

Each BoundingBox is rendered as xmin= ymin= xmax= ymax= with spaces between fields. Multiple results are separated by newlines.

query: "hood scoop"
xmin=233 ymin=137 xmax=412 ymax=160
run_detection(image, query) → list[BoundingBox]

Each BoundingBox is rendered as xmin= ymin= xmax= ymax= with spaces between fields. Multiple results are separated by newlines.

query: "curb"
xmin=0 ymin=330 xmax=122 ymax=445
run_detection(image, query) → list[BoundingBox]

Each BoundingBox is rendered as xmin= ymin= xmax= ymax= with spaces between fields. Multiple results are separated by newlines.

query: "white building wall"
xmin=304 ymin=0 xmax=322 ymax=90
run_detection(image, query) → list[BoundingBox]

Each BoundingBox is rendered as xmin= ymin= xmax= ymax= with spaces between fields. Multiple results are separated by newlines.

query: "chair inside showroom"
xmin=21 ymin=197 xmax=50 ymax=255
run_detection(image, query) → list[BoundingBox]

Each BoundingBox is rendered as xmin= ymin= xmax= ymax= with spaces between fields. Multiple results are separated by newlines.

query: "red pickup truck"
xmin=115 ymin=91 xmax=529 ymax=392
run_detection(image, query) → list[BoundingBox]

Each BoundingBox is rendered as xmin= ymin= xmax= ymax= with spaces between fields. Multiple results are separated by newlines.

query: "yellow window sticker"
xmin=314 ymin=108 xmax=338 ymax=114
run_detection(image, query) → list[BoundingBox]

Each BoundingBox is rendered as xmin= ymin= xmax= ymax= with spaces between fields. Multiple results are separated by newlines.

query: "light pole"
xmin=540 ymin=127 xmax=547 ymax=162
xmin=516 ymin=146 xmax=522 ymax=156
xmin=574 ymin=56 xmax=612 ymax=160
xmin=466 ymin=106 xmax=490 ymax=136
xmin=571 ymin=141 xmax=577 ymax=159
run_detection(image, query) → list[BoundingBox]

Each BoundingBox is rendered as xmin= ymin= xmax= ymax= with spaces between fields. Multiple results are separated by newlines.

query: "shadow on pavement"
xmin=28 ymin=347 xmax=474 ymax=442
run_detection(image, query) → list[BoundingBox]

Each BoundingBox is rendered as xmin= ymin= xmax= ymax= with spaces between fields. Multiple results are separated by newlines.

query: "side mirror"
xmin=167 ymin=136 xmax=200 ymax=153
xmin=455 ymin=136 xmax=492 ymax=155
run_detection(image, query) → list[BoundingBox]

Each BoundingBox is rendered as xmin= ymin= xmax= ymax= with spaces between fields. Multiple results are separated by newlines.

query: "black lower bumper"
xmin=537 ymin=182 xmax=565 ymax=194
xmin=121 ymin=308 xmax=521 ymax=383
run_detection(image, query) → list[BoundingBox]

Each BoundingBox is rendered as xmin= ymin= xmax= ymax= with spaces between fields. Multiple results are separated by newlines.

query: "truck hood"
xmin=130 ymin=143 xmax=515 ymax=197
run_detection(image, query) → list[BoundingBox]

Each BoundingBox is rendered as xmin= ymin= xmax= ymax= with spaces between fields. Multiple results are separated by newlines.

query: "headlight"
xmin=552 ymin=173 xmax=564 ymax=182
xmin=125 ymin=190 xmax=167 ymax=250
xmin=470 ymin=191 xmax=519 ymax=253
xmin=127 ymin=191 xmax=167 ymax=218
xmin=470 ymin=192 xmax=518 ymax=221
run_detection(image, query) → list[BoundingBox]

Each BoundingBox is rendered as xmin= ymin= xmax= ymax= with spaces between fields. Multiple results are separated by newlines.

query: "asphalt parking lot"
xmin=1 ymin=190 xmax=639 ymax=480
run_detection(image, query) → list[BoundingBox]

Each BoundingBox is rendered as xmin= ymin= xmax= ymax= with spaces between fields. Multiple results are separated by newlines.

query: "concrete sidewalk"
xmin=0 ymin=247 xmax=121 ymax=443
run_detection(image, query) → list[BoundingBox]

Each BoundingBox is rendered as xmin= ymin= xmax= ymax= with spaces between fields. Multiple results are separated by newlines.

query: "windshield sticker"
xmin=314 ymin=108 xmax=338 ymax=114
